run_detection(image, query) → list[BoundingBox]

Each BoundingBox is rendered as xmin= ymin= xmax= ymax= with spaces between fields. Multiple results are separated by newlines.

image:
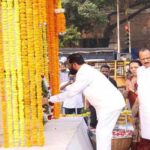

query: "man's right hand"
xmin=42 ymin=97 xmax=49 ymax=105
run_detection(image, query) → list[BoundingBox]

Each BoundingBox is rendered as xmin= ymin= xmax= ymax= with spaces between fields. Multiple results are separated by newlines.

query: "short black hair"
xmin=129 ymin=59 xmax=142 ymax=67
xmin=67 ymin=53 xmax=85 ymax=65
xmin=100 ymin=64 xmax=110 ymax=70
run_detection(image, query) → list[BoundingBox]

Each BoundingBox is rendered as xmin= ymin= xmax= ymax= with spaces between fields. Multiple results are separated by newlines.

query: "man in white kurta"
xmin=137 ymin=48 xmax=150 ymax=148
xmin=49 ymin=53 xmax=125 ymax=150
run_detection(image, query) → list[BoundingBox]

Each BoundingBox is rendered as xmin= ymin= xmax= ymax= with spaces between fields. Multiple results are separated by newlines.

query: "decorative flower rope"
xmin=46 ymin=0 xmax=61 ymax=119
xmin=20 ymin=0 xmax=32 ymax=146
xmin=1 ymin=0 xmax=13 ymax=147
xmin=0 ymin=0 xmax=66 ymax=147
xmin=33 ymin=0 xmax=44 ymax=145
xmin=0 ymin=3 xmax=9 ymax=146
xmin=14 ymin=0 xmax=25 ymax=146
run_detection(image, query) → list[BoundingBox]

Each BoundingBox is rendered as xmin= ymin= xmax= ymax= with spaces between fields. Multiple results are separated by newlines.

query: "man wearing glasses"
xmin=48 ymin=53 xmax=125 ymax=150
xmin=137 ymin=48 xmax=150 ymax=150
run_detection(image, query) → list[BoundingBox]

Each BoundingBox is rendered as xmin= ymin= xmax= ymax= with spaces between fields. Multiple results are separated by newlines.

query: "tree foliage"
xmin=62 ymin=0 xmax=150 ymax=47
xmin=62 ymin=0 xmax=114 ymax=32
xmin=59 ymin=25 xmax=81 ymax=48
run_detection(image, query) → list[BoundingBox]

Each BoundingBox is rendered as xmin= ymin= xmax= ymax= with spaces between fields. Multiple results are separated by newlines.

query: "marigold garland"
xmin=14 ymin=0 xmax=25 ymax=146
xmin=33 ymin=0 xmax=44 ymax=145
xmin=2 ymin=0 xmax=14 ymax=147
xmin=41 ymin=0 xmax=49 ymax=81
xmin=46 ymin=0 xmax=61 ymax=119
xmin=42 ymin=23 xmax=49 ymax=81
xmin=8 ymin=0 xmax=20 ymax=146
xmin=26 ymin=1 xmax=39 ymax=145
xmin=20 ymin=0 xmax=32 ymax=146
xmin=0 ymin=3 xmax=8 ymax=147
xmin=55 ymin=0 xmax=66 ymax=34
xmin=0 ymin=0 xmax=66 ymax=147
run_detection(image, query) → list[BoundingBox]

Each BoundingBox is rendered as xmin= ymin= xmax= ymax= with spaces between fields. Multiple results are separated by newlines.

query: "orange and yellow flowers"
xmin=0 ymin=0 xmax=66 ymax=147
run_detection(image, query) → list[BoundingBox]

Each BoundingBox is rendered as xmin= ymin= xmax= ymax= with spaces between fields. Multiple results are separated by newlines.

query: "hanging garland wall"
xmin=0 ymin=0 xmax=66 ymax=147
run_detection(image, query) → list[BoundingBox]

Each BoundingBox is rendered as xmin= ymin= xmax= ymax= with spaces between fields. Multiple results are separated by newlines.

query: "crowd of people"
xmin=43 ymin=48 xmax=150 ymax=150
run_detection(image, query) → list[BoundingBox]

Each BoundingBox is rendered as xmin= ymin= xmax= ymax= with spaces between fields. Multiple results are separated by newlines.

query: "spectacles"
xmin=140 ymin=57 xmax=150 ymax=61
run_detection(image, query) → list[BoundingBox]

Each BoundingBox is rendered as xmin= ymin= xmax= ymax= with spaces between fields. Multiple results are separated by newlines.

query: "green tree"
xmin=62 ymin=0 xmax=114 ymax=46
xmin=62 ymin=0 xmax=113 ymax=32
xmin=62 ymin=0 xmax=150 ymax=47
xmin=59 ymin=25 xmax=81 ymax=47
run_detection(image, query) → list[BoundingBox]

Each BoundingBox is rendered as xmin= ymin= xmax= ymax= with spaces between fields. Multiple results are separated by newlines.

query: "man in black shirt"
xmin=100 ymin=64 xmax=117 ymax=88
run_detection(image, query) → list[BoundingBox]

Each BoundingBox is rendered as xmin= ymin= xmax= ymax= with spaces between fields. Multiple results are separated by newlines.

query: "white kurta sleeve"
xmin=49 ymin=74 xmax=91 ymax=103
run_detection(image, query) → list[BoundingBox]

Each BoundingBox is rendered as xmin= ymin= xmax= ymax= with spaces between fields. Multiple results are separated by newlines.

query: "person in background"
xmin=60 ymin=71 xmax=84 ymax=114
xmin=46 ymin=53 xmax=125 ymax=150
xmin=137 ymin=48 xmax=150 ymax=150
xmin=125 ymin=60 xmax=142 ymax=150
xmin=89 ymin=64 xmax=118 ymax=129
xmin=60 ymin=62 xmax=69 ymax=84
xmin=100 ymin=64 xmax=117 ymax=88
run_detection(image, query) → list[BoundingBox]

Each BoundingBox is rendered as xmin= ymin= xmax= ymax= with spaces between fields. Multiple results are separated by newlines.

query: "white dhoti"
xmin=140 ymin=108 xmax=150 ymax=139
xmin=96 ymin=109 xmax=121 ymax=150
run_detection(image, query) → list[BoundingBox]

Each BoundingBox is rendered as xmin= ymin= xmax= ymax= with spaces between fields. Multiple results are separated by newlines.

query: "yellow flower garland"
xmin=0 ymin=0 xmax=66 ymax=147
xmin=20 ymin=0 xmax=32 ymax=146
xmin=33 ymin=0 xmax=44 ymax=145
xmin=2 ymin=0 xmax=14 ymax=147
xmin=41 ymin=0 xmax=49 ymax=81
xmin=7 ymin=0 xmax=21 ymax=146
xmin=14 ymin=0 xmax=25 ymax=146
xmin=0 ymin=3 xmax=8 ymax=147
xmin=2 ymin=1 xmax=13 ymax=147
xmin=26 ymin=0 xmax=38 ymax=145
